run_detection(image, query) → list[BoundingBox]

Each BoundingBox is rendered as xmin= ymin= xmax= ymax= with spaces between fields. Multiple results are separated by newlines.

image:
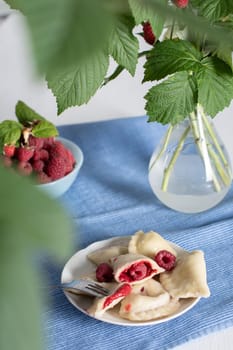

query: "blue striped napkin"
xmin=44 ymin=116 xmax=233 ymax=350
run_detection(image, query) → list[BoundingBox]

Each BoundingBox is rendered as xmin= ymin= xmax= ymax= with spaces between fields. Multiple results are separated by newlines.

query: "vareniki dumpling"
xmin=128 ymin=230 xmax=177 ymax=258
xmin=87 ymin=245 xmax=128 ymax=265
xmin=85 ymin=230 xmax=210 ymax=323
xmin=160 ymin=250 xmax=210 ymax=298
xmin=87 ymin=283 xmax=132 ymax=317
xmin=119 ymin=279 xmax=180 ymax=321
xmin=111 ymin=253 xmax=164 ymax=284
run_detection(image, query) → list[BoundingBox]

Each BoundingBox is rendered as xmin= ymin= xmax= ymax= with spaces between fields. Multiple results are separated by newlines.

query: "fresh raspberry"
xmin=62 ymin=149 xmax=75 ymax=175
xmin=66 ymin=148 xmax=75 ymax=166
xmin=142 ymin=21 xmax=156 ymax=45
xmin=17 ymin=161 xmax=33 ymax=176
xmin=172 ymin=0 xmax=189 ymax=8
xmin=154 ymin=250 xmax=176 ymax=271
xmin=16 ymin=147 xmax=34 ymax=162
xmin=96 ymin=263 xmax=114 ymax=282
xmin=44 ymin=155 xmax=66 ymax=180
xmin=3 ymin=144 xmax=16 ymax=158
xmin=33 ymin=149 xmax=49 ymax=161
xmin=37 ymin=171 xmax=52 ymax=184
xmin=48 ymin=140 xmax=67 ymax=158
xmin=64 ymin=157 xmax=74 ymax=174
xmin=0 ymin=155 xmax=13 ymax=167
xmin=32 ymin=159 xmax=44 ymax=172
xmin=43 ymin=137 xmax=55 ymax=149
xmin=129 ymin=263 xmax=147 ymax=280
xmin=28 ymin=135 xmax=44 ymax=149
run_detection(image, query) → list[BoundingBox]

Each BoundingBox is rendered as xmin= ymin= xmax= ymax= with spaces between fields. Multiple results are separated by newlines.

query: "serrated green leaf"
xmin=109 ymin=15 xmax=139 ymax=76
xmin=144 ymin=39 xmax=202 ymax=82
xmin=47 ymin=51 xmax=109 ymax=115
xmin=191 ymin=0 xmax=233 ymax=22
xmin=196 ymin=56 xmax=233 ymax=116
xmin=145 ymin=71 xmax=197 ymax=124
xmin=32 ymin=120 xmax=58 ymax=138
xmin=0 ymin=120 xmax=22 ymax=149
xmin=215 ymin=46 xmax=233 ymax=70
xmin=212 ymin=18 xmax=233 ymax=65
xmin=129 ymin=0 xmax=166 ymax=38
xmin=16 ymin=101 xmax=45 ymax=125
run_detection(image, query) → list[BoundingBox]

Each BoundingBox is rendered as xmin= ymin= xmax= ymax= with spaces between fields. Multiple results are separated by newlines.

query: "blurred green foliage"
xmin=0 ymin=164 xmax=74 ymax=350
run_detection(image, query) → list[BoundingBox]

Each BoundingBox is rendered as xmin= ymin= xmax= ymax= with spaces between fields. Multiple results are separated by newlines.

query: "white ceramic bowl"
xmin=37 ymin=137 xmax=84 ymax=198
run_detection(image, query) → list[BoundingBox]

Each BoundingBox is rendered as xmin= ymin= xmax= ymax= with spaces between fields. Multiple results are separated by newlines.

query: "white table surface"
xmin=0 ymin=4 xmax=233 ymax=349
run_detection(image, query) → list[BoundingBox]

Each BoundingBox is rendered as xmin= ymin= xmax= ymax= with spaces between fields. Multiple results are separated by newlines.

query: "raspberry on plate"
xmin=96 ymin=263 xmax=114 ymax=282
xmin=154 ymin=250 xmax=176 ymax=271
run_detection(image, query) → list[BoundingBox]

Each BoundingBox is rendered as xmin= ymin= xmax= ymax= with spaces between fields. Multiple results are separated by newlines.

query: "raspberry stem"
xmin=150 ymin=105 xmax=232 ymax=193
xmin=161 ymin=125 xmax=190 ymax=191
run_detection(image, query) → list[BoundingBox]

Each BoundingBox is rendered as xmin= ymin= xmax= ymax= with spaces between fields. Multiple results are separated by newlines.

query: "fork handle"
xmin=61 ymin=280 xmax=77 ymax=289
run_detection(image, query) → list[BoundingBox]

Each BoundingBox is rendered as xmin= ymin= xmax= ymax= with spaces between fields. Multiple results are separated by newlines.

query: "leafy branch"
xmin=4 ymin=0 xmax=233 ymax=119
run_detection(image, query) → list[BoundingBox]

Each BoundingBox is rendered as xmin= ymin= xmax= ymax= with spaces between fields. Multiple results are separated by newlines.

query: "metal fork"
xmin=61 ymin=279 xmax=111 ymax=298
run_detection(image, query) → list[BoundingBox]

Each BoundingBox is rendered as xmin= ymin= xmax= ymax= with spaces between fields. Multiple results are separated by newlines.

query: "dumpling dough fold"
xmin=87 ymin=245 xmax=128 ymax=265
xmin=119 ymin=279 xmax=180 ymax=321
xmin=160 ymin=250 xmax=210 ymax=298
xmin=128 ymin=230 xmax=177 ymax=258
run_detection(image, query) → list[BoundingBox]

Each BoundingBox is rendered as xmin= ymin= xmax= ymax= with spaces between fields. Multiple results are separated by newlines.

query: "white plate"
xmin=61 ymin=236 xmax=200 ymax=326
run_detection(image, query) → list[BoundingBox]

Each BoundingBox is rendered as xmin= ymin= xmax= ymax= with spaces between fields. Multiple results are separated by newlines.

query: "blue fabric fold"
xmin=44 ymin=116 xmax=233 ymax=350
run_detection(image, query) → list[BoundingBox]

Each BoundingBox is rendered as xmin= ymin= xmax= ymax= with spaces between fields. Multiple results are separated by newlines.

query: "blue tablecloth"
xmin=44 ymin=116 xmax=233 ymax=350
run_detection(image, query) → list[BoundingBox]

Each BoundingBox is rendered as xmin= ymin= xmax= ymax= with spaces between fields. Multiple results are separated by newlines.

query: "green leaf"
xmin=129 ymin=0 xmax=166 ymax=38
xmin=47 ymin=51 xmax=109 ymax=115
xmin=0 ymin=164 xmax=74 ymax=350
xmin=212 ymin=18 xmax=233 ymax=67
xmin=145 ymin=71 xmax=197 ymax=124
xmin=109 ymin=15 xmax=139 ymax=76
xmin=16 ymin=101 xmax=45 ymax=125
xmin=5 ymin=0 xmax=112 ymax=73
xmin=196 ymin=57 xmax=233 ymax=116
xmin=144 ymin=39 xmax=202 ymax=82
xmin=141 ymin=0 xmax=233 ymax=47
xmin=0 ymin=120 xmax=22 ymax=149
xmin=0 ymin=238 xmax=43 ymax=350
xmin=32 ymin=120 xmax=58 ymax=138
xmin=0 ymin=165 xmax=73 ymax=257
xmin=190 ymin=0 xmax=233 ymax=22
xmin=215 ymin=46 xmax=233 ymax=70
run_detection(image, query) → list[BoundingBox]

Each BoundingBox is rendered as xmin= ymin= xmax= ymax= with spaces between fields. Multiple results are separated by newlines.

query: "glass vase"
xmin=148 ymin=106 xmax=232 ymax=213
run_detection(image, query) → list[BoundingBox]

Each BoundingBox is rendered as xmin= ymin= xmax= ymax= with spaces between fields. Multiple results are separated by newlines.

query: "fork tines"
xmin=86 ymin=282 xmax=109 ymax=296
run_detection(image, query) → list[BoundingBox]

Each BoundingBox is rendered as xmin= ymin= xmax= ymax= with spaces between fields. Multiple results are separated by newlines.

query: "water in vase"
xmin=149 ymin=141 xmax=231 ymax=213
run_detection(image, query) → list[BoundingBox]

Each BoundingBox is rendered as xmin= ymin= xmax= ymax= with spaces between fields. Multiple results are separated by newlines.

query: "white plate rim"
xmin=61 ymin=236 xmax=200 ymax=326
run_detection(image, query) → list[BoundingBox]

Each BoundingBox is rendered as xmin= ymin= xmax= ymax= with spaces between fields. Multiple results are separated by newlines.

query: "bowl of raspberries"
xmin=0 ymin=100 xmax=84 ymax=197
